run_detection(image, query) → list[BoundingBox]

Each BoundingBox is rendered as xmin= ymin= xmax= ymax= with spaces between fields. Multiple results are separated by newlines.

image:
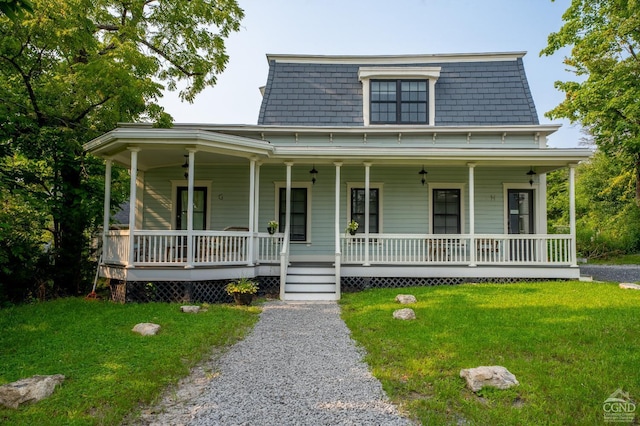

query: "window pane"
xmin=279 ymin=188 xmax=307 ymax=241
xmin=433 ymin=189 xmax=460 ymax=234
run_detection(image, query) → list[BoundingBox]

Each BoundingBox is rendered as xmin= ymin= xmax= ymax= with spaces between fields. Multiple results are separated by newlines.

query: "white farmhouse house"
xmin=85 ymin=52 xmax=592 ymax=302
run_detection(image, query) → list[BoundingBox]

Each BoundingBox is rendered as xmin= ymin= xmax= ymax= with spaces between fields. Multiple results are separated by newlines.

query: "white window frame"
xmin=358 ymin=66 xmax=441 ymax=126
xmin=170 ymin=180 xmax=212 ymax=230
xmin=428 ymin=183 xmax=466 ymax=234
xmin=502 ymin=183 xmax=540 ymax=234
xmin=346 ymin=182 xmax=384 ymax=234
xmin=275 ymin=181 xmax=313 ymax=244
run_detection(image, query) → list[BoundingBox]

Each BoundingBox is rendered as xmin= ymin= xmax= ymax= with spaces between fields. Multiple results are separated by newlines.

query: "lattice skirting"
xmin=340 ymin=276 xmax=555 ymax=292
xmin=109 ymin=276 xmax=558 ymax=303
xmin=109 ymin=276 xmax=281 ymax=304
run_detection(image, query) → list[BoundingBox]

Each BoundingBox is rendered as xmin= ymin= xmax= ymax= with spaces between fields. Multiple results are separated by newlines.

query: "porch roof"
xmin=84 ymin=124 xmax=592 ymax=171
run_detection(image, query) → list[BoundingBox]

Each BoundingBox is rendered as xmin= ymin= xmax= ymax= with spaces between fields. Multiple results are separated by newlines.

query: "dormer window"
xmin=359 ymin=66 xmax=441 ymax=126
xmin=371 ymin=80 xmax=428 ymax=124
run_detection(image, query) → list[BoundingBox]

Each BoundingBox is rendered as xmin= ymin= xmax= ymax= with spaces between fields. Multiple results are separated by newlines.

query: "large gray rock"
xmin=180 ymin=305 xmax=201 ymax=313
xmin=0 ymin=374 xmax=65 ymax=409
xmin=619 ymin=283 xmax=640 ymax=290
xmin=395 ymin=294 xmax=417 ymax=304
xmin=393 ymin=308 xmax=416 ymax=320
xmin=132 ymin=323 xmax=161 ymax=336
xmin=460 ymin=366 xmax=519 ymax=392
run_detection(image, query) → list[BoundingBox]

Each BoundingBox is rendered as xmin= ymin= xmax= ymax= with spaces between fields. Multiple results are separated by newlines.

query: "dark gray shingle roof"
xmin=257 ymin=57 xmax=539 ymax=126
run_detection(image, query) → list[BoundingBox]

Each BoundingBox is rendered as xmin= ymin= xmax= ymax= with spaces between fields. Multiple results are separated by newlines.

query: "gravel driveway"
xmin=135 ymin=301 xmax=412 ymax=426
xmin=579 ymin=264 xmax=640 ymax=283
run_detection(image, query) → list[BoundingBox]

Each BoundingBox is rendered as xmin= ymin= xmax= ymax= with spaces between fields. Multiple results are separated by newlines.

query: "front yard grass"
xmin=0 ymin=298 xmax=260 ymax=425
xmin=340 ymin=281 xmax=640 ymax=425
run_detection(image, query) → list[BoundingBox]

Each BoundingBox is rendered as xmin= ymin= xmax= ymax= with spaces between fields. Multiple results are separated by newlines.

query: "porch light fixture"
xmin=419 ymin=165 xmax=428 ymax=185
xmin=526 ymin=167 xmax=537 ymax=186
xmin=182 ymin=155 xmax=189 ymax=179
xmin=309 ymin=165 xmax=318 ymax=185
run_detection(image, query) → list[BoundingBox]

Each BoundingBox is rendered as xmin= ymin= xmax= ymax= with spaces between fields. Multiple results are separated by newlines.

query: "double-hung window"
xmin=278 ymin=187 xmax=308 ymax=241
xmin=432 ymin=189 xmax=461 ymax=234
xmin=370 ymin=79 xmax=428 ymax=124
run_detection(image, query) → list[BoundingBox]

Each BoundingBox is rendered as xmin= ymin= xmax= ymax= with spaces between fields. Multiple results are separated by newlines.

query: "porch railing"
xmin=103 ymin=230 xmax=283 ymax=266
xmin=341 ymin=234 xmax=574 ymax=266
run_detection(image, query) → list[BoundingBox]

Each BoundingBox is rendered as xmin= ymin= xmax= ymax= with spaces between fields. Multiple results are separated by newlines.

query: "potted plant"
xmin=267 ymin=220 xmax=278 ymax=235
xmin=345 ymin=220 xmax=359 ymax=236
xmin=225 ymin=278 xmax=259 ymax=305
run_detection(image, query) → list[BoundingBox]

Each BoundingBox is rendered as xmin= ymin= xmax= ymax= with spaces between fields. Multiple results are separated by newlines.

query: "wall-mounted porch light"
xmin=309 ymin=165 xmax=318 ymax=185
xmin=419 ymin=165 xmax=428 ymax=186
xmin=526 ymin=167 xmax=537 ymax=186
xmin=182 ymin=155 xmax=189 ymax=179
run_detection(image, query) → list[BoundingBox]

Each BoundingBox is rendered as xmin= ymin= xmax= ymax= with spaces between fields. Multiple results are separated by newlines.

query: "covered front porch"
xmin=86 ymin=125 xmax=590 ymax=301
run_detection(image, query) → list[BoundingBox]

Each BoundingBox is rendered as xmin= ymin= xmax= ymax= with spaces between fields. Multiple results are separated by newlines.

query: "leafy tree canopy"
xmin=541 ymin=0 xmax=640 ymax=199
xmin=0 ymin=0 xmax=243 ymax=299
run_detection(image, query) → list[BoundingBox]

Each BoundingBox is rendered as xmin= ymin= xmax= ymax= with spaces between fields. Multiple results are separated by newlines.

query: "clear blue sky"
xmin=159 ymin=0 xmax=583 ymax=148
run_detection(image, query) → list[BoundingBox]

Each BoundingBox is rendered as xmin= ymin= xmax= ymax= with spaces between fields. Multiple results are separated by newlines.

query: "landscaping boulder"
xmin=180 ymin=305 xmax=201 ymax=313
xmin=132 ymin=323 xmax=161 ymax=336
xmin=0 ymin=374 xmax=65 ymax=409
xmin=460 ymin=366 xmax=519 ymax=392
xmin=619 ymin=283 xmax=640 ymax=290
xmin=393 ymin=308 xmax=416 ymax=320
xmin=395 ymin=294 xmax=417 ymax=304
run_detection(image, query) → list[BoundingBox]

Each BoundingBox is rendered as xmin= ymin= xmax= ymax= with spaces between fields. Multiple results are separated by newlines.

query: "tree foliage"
xmin=547 ymin=150 xmax=640 ymax=258
xmin=541 ymin=0 xmax=640 ymax=200
xmin=0 ymin=0 xmax=243 ymax=301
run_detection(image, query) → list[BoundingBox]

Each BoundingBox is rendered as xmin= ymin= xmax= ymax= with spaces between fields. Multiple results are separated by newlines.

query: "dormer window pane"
xmin=371 ymin=79 xmax=428 ymax=124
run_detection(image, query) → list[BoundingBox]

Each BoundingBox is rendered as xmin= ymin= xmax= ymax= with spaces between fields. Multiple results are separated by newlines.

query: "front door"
xmin=176 ymin=187 xmax=207 ymax=230
xmin=507 ymin=189 xmax=535 ymax=261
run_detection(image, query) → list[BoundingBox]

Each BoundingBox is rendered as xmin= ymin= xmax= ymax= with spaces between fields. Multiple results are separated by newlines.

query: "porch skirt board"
xmin=109 ymin=276 xmax=280 ymax=304
xmin=109 ymin=276 xmax=559 ymax=303
xmin=340 ymin=276 xmax=562 ymax=292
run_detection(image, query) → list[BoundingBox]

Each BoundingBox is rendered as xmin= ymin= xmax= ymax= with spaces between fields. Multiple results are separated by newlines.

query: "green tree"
xmin=0 ymin=0 xmax=243 ymax=298
xmin=0 ymin=0 xmax=33 ymax=20
xmin=541 ymin=0 xmax=640 ymax=201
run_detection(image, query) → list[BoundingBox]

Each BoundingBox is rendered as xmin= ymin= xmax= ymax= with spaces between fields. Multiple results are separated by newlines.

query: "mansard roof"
xmin=257 ymin=52 xmax=539 ymax=127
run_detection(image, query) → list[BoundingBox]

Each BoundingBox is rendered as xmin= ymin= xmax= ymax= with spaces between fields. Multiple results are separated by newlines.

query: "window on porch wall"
xmin=278 ymin=188 xmax=307 ymax=241
xmin=433 ymin=189 xmax=460 ymax=234
xmin=350 ymin=188 xmax=379 ymax=233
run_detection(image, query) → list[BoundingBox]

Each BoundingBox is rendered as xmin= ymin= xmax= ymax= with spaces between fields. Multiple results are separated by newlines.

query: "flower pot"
xmin=348 ymin=229 xmax=357 ymax=236
xmin=268 ymin=227 xmax=275 ymax=235
xmin=233 ymin=293 xmax=254 ymax=306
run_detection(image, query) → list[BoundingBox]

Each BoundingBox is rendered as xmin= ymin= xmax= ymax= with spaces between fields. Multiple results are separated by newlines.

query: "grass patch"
xmin=340 ymin=281 xmax=640 ymax=425
xmin=587 ymin=253 xmax=640 ymax=265
xmin=0 ymin=298 xmax=259 ymax=425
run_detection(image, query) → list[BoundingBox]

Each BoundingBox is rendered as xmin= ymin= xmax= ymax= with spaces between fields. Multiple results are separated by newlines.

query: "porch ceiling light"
xmin=419 ymin=165 xmax=428 ymax=185
xmin=309 ymin=165 xmax=318 ymax=185
xmin=527 ymin=167 xmax=537 ymax=186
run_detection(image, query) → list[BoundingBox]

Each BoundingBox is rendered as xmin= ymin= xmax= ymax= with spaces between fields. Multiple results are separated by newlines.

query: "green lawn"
xmin=340 ymin=281 xmax=640 ymax=425
xmin=0 ymin=298 xmax=260 ymax=425
xmin=587 ymin=253 xmax=640 ymax=265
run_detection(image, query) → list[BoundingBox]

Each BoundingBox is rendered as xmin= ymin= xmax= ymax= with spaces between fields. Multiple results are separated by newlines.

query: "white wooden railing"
xmin=105 ymin=231 xmax=573 ymax=267
xmin=103 ymin=230 xmax=283 ymax=266
xmin=341 ymin=234 xmax=574 ymax=266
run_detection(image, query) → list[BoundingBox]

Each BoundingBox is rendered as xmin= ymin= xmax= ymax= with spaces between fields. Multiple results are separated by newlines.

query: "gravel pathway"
xmin=580 ymin=264 xmax=640 ymax=283
xmin=134 ymin=301 xmax=412 ymax=426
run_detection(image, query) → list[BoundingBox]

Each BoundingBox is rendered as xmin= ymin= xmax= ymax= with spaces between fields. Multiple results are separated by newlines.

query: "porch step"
xmin=284 ymin=263 xmax=337 ymax=301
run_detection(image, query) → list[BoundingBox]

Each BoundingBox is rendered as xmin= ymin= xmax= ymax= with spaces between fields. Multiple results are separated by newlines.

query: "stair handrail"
xmin=279 ymin=223 xmax=290 ymax=300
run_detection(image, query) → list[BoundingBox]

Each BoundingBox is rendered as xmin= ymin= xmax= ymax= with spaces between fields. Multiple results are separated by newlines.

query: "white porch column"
xmin=334 ymin=162 xmax=342 ymax=299
xmin=280 ymin=162 xmax=293 ymax=300
xmin=253 ymin=161 xmax=261 ymax=263
xmin=102 ymin=158 xmax=112 ymax=262
xmin=364 ymin=162 xmax=371 ymax=266
xmin=127 ymin=148 xmax=140 ymax=268
xmin=185 ymin=149 xmax=196 ymax=268
xmin=247 ymin=158 xmax=256 ymax=266
xmin=468 ymin=163 xmax=476 ymax=267
xmin=569 ymin=164 xmax=578 ymax=267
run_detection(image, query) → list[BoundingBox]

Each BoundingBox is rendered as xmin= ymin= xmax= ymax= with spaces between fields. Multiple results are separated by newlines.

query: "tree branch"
xmin=137 ymin=37 xmax=202 ymax=77
xmin=0 ymin=54 xmax=45 ymax=126
xmin=71 ymin=96 xmax=113 ymax=124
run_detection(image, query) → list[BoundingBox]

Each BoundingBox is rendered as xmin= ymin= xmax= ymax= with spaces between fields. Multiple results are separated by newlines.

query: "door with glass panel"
xmin=507 ymin=189 xmax=535 ymax=261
